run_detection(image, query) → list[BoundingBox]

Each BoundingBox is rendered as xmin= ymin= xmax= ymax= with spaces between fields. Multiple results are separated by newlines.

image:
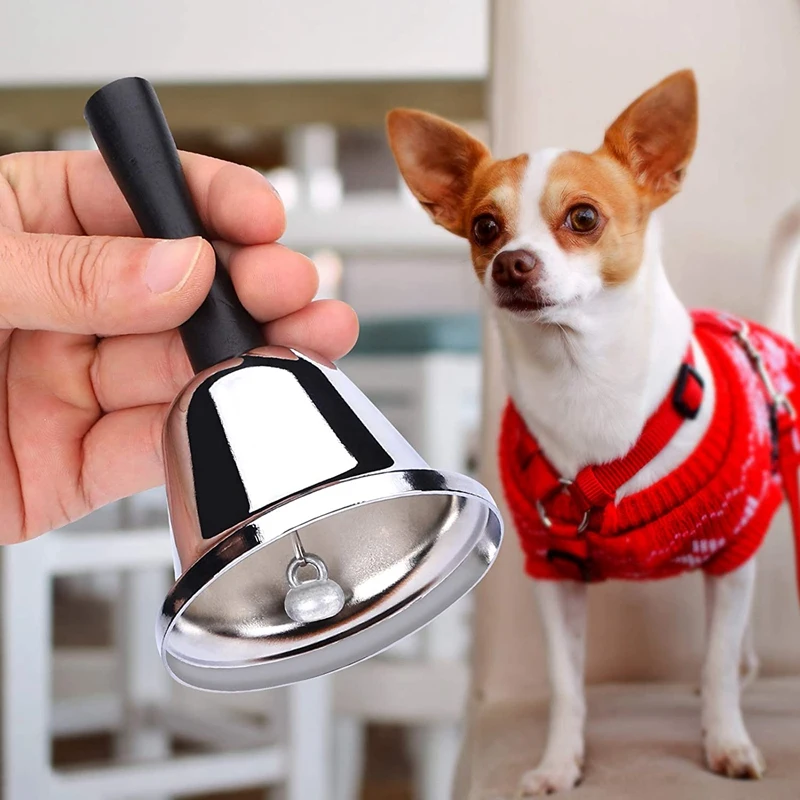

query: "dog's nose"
xmin=492 ymin=249 xmax=540 ymax=287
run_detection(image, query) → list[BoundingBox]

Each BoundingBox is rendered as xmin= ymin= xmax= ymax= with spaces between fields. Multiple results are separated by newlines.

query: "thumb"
xmin=0 ymin=230 xmax=216 ymax=335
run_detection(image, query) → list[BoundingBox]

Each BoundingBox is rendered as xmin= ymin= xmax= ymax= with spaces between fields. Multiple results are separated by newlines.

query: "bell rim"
xmin=157 ymin=467 xmax=503 ymax=692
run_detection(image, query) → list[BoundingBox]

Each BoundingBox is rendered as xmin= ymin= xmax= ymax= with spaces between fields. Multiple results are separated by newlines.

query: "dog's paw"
xmin=705 ymin=735 xmax=765 ymax=780
xmin=516 ymin=757 xmax=583 ymax=796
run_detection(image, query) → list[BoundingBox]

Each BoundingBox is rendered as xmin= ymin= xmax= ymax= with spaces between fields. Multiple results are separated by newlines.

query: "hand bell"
xmin=83 ymin=77 xmax=503 ymax=692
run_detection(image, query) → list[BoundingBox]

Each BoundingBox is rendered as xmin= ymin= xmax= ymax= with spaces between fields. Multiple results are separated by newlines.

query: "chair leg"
xmin=2 ymin=538 xmax=53 ymax=800
xmin=411 ymin=600 xmax=470 ymax=800
xmin=283 ymin=677 xmax=334 ymax=800
xmin=412 ymin=724 xmax=462 ymax=800
xmin=115 ymin=567 xmax=173 ymax=800
xmin=333 ymin=716 xmax=366 ymax=800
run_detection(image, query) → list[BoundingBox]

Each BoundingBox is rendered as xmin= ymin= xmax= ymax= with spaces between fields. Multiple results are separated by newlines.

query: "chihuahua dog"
xmin=387 ymin=70 xmax=800 ymax=795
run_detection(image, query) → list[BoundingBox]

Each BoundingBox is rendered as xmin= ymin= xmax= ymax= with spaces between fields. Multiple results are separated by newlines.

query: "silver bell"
xmin=155 ymin=345 xmax=503 ymax=692
xmin=84 ymin=76 xmax=504 ymax=693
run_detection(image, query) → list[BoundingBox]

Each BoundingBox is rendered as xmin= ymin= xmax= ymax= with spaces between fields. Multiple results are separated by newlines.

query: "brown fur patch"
xmin=541 ymin=151 xmax=648 ymax=286
xmin=461 ymin=154 xmax=529 ymax=280
xmin=602 ymin=69 xmax=698 ymax=207
xmin=386 ymin=109 xmax=490 ymax=236
xmin=387 ymin=110 xmax=528 ymax=279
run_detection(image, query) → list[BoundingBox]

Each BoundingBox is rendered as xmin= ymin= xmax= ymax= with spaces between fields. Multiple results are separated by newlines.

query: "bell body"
xmin=158 ymin=346 xmax=503 ymax=692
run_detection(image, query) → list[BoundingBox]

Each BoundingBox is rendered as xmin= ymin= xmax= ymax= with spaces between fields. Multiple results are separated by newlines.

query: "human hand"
xmin=0 ymin=150 xmax=358 ymax=543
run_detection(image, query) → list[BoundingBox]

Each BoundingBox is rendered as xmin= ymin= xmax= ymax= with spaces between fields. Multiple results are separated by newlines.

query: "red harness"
xmin=499 ymin=309 xmax=800 ymax=597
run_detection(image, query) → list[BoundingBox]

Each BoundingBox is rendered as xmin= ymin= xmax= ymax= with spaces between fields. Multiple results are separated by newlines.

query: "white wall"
xmin=0 ymin=0 xmax=488 ymax=86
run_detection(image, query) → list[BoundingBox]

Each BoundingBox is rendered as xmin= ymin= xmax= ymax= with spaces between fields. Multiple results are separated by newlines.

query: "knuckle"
xmin=49 ymin=236 xmax=114 ymax=322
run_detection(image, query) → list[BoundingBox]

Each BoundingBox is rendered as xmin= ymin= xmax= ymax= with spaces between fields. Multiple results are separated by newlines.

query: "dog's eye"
xmin=472 ymin=214 xmax=501 ymax=245
xmin=566 ymin=204 xmax=600 ymax=233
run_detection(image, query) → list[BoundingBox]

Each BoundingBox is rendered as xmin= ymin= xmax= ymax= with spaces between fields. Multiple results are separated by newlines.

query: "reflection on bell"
xmin=157 ymin=344 xmax=502 ymax=691
xmin=83 ymin=76 xmax=504 ymax=693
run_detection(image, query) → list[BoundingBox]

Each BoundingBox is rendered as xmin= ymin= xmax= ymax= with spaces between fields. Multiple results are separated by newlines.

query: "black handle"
xmin=83 ymin=77 xmax=265 ymax=373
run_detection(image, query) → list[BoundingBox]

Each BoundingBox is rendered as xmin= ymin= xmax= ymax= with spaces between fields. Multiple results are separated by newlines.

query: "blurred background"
xmin=2 ymin=1 xmax=800 ymax=799
xmin=0 ymin=2 xmax=489 ymax=799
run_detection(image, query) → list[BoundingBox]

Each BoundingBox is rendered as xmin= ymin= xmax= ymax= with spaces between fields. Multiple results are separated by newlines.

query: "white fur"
xmin=486 ymin=157 xmax=800 ymax=796
xmin=702 ymin=561 xmax=765 ymax=779
xmin=489 ymin=151 xmax=708 ymax=484
xmin=518 ymin=581 xmax=587 ymax=795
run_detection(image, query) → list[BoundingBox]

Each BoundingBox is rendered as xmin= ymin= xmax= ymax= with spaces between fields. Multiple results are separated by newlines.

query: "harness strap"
xmin=570 ymin=347 xmax=703 ymax=512
xmin=527 ymin=344 xmax=705 ymax=545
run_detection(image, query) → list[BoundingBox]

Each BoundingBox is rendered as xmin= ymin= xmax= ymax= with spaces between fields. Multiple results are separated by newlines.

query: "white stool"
xmin=2 ymin=514 xmax=333 ymax=800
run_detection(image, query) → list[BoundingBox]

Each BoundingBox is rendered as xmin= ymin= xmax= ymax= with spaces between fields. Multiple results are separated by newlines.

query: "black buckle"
xmin=672 ymin=363 xmax=704 ymax=420
xmin=546 ymin=549 xmax=591 ymax=582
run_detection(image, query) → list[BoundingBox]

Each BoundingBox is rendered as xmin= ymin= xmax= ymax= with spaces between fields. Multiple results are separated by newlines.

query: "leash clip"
xmin=535 ymin=478 xmax=590 ymax=534
xmin=734 ymin=322 xmax=796 ymax=421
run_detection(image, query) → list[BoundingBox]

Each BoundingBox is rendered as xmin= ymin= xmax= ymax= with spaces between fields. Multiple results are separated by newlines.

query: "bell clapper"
xmin=284 ymin=532 xmax=346 ymax=624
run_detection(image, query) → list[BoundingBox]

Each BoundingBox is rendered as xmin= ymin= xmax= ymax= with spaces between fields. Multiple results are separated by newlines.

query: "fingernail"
xmin=145 ymin=238 xmax=203 ymax=294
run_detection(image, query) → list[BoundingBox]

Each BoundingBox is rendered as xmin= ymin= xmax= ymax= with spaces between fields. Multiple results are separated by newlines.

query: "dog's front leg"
xmin=518 ymin=580 xmax=587 ymax=796
xmin=702 ymin=558 xmax=765 ymax=779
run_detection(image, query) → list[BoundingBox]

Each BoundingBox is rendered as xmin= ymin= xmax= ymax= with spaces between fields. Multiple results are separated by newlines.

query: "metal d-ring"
xmin=535 ymin=478 xmax=590 ymax=534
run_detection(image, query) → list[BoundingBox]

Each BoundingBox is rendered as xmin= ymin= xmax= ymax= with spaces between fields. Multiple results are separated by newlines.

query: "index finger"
xmin=0 ymin=150 xmax=285 ymax=244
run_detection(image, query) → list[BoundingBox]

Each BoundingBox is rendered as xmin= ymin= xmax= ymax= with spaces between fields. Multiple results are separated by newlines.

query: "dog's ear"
xmin=387 ymin=109 xmax=489 ymax=237
xmin=601 ymin=69 xmax=698 ymax=207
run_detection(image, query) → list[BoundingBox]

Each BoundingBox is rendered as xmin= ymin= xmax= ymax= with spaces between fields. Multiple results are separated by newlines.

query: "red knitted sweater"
xmin=499 ymin=309 xmax=800 ymax=583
